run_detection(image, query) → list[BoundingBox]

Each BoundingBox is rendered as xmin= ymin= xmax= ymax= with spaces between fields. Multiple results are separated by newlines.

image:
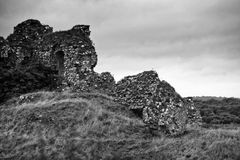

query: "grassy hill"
xmin=1 ymin=91 xmax=240 ymax=160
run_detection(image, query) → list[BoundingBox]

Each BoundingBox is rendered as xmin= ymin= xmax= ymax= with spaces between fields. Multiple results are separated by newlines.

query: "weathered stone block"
xmin=114 ymin=70 xmax=201 ymax=136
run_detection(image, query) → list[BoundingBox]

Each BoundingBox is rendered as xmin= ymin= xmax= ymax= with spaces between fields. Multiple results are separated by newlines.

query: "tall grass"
xmin=1 ymin=91 xmax=240 ymax=159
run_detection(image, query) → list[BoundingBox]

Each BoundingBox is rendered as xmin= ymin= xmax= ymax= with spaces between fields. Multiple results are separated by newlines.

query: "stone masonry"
xmin=1 ymin=19 xmax=97 ymax=88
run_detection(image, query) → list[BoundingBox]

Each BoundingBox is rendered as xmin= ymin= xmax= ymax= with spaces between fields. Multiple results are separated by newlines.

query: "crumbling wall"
xmin=6 ymin=19 xmax=53 ymax=64
xmin=1 ymin=19 xmax=98 ymax=88
xmin=0 ymin=19 xmax=99 ymax=101
xmin=35 ymin=25 xmax=97 ymax=87
xmin=114 ymin=71 xmax=201 ymax=136
xmin=73 ymin=71 xmax=115 ymax=95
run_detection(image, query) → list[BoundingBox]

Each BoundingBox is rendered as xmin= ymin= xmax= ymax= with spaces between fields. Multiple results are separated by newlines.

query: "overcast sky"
xmin=0 ymin=0 xmax=240 ymax=97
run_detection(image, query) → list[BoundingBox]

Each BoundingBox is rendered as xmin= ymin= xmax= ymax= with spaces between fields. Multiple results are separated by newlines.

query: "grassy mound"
xmin=1 ymin=91 xmax=240 ymax=160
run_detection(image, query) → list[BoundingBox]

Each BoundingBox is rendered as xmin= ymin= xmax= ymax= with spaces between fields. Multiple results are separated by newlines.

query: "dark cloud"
xmin=0 ymin=0 xmax=240 ymax=97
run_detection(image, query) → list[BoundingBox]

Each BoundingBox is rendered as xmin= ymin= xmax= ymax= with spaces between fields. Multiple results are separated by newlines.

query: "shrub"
xmin=0 ymin=63 xmax=58 ymax=103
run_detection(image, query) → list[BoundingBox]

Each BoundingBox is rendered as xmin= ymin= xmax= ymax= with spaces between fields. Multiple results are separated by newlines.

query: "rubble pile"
xmin=115 ymin=71 xmax=200 ymax=135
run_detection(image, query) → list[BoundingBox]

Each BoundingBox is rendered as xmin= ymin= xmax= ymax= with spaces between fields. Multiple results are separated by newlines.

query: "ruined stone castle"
xmin=0 ymin=19 xmax=98 ymax=87
xmin=0 ymin=19 xmax=201 ymax=136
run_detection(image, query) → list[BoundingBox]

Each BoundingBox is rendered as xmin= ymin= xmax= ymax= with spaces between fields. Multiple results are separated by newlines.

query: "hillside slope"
xmin=1 ymin=91 xmax=240 ymax=160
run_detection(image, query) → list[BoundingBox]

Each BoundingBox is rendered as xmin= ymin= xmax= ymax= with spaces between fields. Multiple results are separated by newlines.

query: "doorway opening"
xmin=55 ymin=51 xmax=65 ymax=76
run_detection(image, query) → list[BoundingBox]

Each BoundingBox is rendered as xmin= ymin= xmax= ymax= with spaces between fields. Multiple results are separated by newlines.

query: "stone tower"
xmin=1 ymin=19 xmax=98 ymax=87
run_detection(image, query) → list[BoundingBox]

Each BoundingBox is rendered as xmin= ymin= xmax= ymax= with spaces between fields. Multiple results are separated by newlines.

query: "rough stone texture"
xmin=7 ymin=19 xmax=53 ymax=64
xmin=183 ymin=97 xmax=202 ymax=125
xmin=1 ymin=19 xmax=97 ymax=88
xmin=0 ymin=37 xmax=7 ymax=58
xmin=114 ymin=71 xmax=182 ymax=109
xmin=114 ymin=71 xmax=201 ymax=136
xmin=0 ymin=19 xmax=103 ymax=101
xmin=34 ymin=24 xmax=97 ymax=87
xmin=72 ymin=71 xmax=115 ymax=95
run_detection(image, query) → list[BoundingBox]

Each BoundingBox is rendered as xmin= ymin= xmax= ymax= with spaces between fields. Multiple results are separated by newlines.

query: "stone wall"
xmin=1 ymin=19 xmax=98 ymax=88
xmin=114 ymin=71 xmax=201 ymax=135
xmin=7 ymin=19 xmax=53 ymax=64
xmin=34 ymin=25 xmax=97 ymax=87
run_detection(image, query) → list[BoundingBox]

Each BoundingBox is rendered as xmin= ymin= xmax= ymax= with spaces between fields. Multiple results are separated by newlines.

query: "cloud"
xmin=0 ymin=0 xmax=240 ymax=97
